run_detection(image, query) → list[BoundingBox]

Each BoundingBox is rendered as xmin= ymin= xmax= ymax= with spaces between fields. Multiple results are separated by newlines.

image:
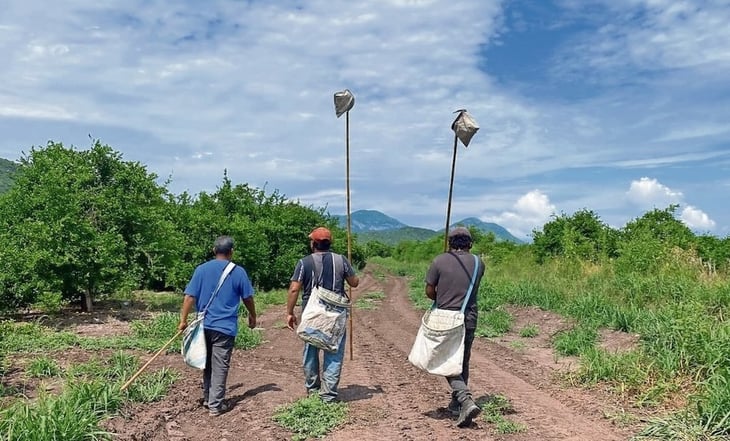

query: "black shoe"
xmin=456 ymin=399 xmax=481 ymax=428
xmin=447 ymin=398 xmax=460 ymax=417
xmin=209 ymin=402 xmax=230 ymax=417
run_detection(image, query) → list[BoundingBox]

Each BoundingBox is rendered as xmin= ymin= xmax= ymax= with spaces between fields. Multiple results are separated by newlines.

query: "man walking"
xmin=425 ymin=227 xmax=485 ymax=428
xmin=178 ymin=236 xmax=256 ymax=416
xmin=286 ymin=227 xmax=359 ymax=403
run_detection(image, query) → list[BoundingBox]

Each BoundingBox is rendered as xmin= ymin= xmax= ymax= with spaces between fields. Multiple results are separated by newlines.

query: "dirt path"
xmin=106 ymin=266 xmax=637 ymax=441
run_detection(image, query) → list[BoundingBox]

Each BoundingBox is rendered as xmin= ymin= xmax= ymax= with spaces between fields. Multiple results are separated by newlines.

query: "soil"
xmin=92 ymin=265 xmax=643 ymax=440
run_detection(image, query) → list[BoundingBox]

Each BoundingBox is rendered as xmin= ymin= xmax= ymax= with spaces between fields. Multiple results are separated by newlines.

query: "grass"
xmin=479 ymin=395 xmax=527 ymax=435
xmin=273 ymin=395 xmax=348 ymax=440
xmin=519 ymin=324 xmax=540 ymax=338
xmin=553 ymin=325 xmax=598 ymax=356
xmin=354 ymin=290 xmax=385 ymax=310
xmin=476 ymin=308 xmax=513 ymax=338
xmin=26 ymin=356 xmax=62 ymax=378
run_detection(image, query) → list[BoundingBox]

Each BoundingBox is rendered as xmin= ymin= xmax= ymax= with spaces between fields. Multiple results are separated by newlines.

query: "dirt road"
xmin=106 ymin=266 xmax=638 ymax=440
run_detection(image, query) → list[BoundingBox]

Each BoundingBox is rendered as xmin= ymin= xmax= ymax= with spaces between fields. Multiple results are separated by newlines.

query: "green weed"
xmin=355 ymin=290 xmax=385 ymax=310
xmin=476 ymin=308 xmax=513 ymax=338
xmin=519 ymin=324 xmax=539 ymax=338
xmin=479 ymin=395 xmax=527 ymax=434
xmin=273 ymin=395 xmax=348 ymax=440
xmin=553 ymin=325 xmax=598 ymax=356
xmin=26 ymin=356 xmax=62 ymax=378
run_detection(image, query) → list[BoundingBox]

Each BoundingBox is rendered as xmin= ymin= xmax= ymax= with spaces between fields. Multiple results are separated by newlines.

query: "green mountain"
xmin=447 ymin=217 xmax=523 ymax=244
xmin=0 ymin=158 xmax=18 ymax=194
xmin=335 ymin=210 xmax=523 ymax=245
xmin=334 ymin=210 xmax=406 ymax=232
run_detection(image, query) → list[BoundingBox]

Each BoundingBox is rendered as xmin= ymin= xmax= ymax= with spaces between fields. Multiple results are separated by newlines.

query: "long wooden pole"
xmin=120 ymin=329 xmax=183 ymax=391
xmin=444 ymin=133 xmax=459 ymax=252
xmin=345 ymin=110 xmax=354 ymax=361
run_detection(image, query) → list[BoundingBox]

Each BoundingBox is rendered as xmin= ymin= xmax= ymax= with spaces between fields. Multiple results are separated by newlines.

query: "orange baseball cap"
xmin=309 ymin=227 xmax=332 ymax=241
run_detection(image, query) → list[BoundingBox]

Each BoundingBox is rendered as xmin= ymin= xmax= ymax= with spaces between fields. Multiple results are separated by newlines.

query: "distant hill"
xmin=446 ymin=217 xmax=523 ymax=244
xmin=334 ymin=210 xmax=406 ymax=232
xmin=0 ymin=158 xmax=18 ymax=193
xmin=335 ymin=210 xmax=523 ymax=245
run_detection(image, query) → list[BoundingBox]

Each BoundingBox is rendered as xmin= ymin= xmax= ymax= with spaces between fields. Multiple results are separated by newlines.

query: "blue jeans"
xmin=303 ymin=332 xmax=346 ymax=402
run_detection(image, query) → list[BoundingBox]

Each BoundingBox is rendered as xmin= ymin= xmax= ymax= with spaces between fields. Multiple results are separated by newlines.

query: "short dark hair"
xmin=312 ymin=239 xmax=331 ymax=251
xmin=448 ymin=234 xmax=472 ymax=251
xmin=213 ymin=236 xmax=235 ymax=255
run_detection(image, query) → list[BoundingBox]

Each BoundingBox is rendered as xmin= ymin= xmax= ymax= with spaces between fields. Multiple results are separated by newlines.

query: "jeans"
xmin=303 ymin=332 xmax=346 ymax=402
xmin=446 ymin=327 xmax=475 ymax=404
xmin=203 ymin=329 xmax=235 ymax=410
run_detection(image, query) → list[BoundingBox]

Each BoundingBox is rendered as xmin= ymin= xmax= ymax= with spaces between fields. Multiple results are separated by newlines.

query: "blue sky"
xmin=1 ymin=0 xmax=728 ymax=240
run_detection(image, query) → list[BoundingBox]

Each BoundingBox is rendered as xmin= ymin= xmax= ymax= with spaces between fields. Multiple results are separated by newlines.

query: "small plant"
xmin=124 ymin=368 xmax=179 ymax=403
xmin=355 ymin=291 xmax=385 ymax=310
xmin=273 ymin=395 xmax=348 ymax=440
xmin=519 ymin=324 xmax=539 ymax=338
xmin=509 ymin=341 xmax=527 ymax=351
xmin=27 ymin=356 xmax=61 ymax=378
xmin=480 ymin=395 xmax=527 ymax=435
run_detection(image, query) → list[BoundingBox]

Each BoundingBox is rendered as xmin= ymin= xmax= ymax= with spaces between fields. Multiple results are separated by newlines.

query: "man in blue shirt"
xmin=286 ymin=227 xmax=359 ymax=403
xmin=178 ymin=236 xmax=256 ymax=416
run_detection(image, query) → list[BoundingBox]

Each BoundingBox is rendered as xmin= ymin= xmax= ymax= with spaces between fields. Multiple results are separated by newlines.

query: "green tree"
xmin=0 ymin=141 xmax=177 ymax=311
xmin=532 ymin=209 xmax=617 ymax=263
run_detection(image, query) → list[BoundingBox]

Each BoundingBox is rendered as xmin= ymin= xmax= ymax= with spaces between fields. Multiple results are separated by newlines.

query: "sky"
xmin=1 ymin=0 xmax=728 ymax=241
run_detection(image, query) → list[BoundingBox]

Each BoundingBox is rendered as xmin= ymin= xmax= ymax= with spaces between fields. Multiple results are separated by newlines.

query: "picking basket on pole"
xmin=334 ymin=88 xmax=355 ymax=360
xmin=444 ymin=109 xmax=479 ymax=251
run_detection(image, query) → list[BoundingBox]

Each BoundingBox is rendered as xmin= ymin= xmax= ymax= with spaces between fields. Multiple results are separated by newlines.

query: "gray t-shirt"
xmin=291 ymin=252 xmax=356 ymax=309
xmin=425 ymin=250 xmax=485 ymax=329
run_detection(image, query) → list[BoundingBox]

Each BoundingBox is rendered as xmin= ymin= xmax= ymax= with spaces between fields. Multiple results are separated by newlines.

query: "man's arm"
xmin=286 ymin=281 xmax=302 ymax=330
xmin=346 ymin=274 xmax=359 ymax=288
xmin=242 ymin=296 xmax=257 ymax=329
xmin=178 ymin=295 xmax=196 ymax=331
xmin=425 ymin=283 xmax=437 ymax=301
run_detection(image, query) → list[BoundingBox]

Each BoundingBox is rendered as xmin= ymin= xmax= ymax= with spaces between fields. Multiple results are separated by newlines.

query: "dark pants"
xmin=203 ymin=329 xmax=235 ymax=410
xmin=446 ymin=327 xmax=475 ymax=404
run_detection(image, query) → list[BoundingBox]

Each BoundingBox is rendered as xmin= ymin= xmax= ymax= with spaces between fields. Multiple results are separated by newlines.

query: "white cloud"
xmin=483 ymin=190 xmax=557 ymax=239
xmin=680 ymin=205 xmax=716 ymax=231
xmin=626 ymin=177 xmax=682 ymax=207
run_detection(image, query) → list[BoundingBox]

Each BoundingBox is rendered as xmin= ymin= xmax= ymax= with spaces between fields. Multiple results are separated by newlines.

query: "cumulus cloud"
xmin=626 ymin=177 xmax=682 ymax=207
xmin=680 ymin=205 xmax=716 ymax=231
xmin=483 ymin=190 xmax=557 ymax=240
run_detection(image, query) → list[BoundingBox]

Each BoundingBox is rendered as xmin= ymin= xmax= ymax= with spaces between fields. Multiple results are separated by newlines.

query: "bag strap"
xmin=201 ymin=261 xmax=236 ymax=314
xmin=459 ymin=254 xmax=479 ymax=314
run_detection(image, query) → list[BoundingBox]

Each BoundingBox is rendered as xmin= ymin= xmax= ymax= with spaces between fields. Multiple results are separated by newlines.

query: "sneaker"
xmin=456 ymin=399 xmax=481 ymax=428
xmin=198 ymin=398 xmax=209 ymax=409
xmin=208 ymin=402 xmax=230 ymax=417
xmin=447 ymin=398 xmax=460 ymax=417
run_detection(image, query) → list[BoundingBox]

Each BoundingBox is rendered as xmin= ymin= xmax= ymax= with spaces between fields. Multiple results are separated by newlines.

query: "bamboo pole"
xmin=120 ymin=329 xmax=183 ymax=392
xmin=444 ymin=133 xmax=459 ymax=252
xmin=345 ymin=110 xmax=354 ymax=361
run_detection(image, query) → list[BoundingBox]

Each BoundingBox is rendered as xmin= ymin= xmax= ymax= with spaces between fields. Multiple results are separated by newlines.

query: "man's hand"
xmin=248 ymin=313 xmax=257 ymax=329
xmin=177 ymin=320 xmax=188 ymax=331
xmin=287 ymin=314 xmax=298 ymax=331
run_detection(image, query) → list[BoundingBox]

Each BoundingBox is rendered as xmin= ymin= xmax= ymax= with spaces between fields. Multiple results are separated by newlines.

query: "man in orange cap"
xmin=286 ymin=226 xmax=359 ymax=402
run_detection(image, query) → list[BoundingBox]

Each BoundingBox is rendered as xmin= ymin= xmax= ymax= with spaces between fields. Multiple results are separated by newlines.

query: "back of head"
xmin=448 ymin=227 xmax=472 ymax=251
xmin=214 ymin=235 xmax=235 ymax=255
xmin=309 ymin=227 xmax=332 ymax=251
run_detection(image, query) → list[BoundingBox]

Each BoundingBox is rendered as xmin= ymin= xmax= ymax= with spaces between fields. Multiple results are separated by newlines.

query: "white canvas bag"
xmin=297 ymin=254 xmax=350 ymax=352
xmin=181 ymin=262 xmax=236 ymax=370
xmin=408 ymin=254 xmax=479 ymax=377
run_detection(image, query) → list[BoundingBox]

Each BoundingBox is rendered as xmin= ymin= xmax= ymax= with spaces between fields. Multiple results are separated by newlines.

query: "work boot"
xmin=447 ymin=397 xmax=460 ymax=416
xmin=456 ymin=397 xmax=481 ymax=428
xmin=209 ymin=402 xmax=230 ymax=417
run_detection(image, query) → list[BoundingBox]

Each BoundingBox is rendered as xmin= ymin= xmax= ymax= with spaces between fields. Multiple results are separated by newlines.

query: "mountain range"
xmin=334 ymin=210 xmax=523 ymax=245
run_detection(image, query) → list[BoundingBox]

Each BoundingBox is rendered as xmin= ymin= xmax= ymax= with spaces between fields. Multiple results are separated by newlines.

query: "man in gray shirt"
xmin=425 ymin=227 xmax=485 ymax=427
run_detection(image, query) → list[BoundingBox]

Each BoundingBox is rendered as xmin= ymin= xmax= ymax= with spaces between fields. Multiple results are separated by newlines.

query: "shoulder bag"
xmin=408 ymin=254 xmax=479 ymax=377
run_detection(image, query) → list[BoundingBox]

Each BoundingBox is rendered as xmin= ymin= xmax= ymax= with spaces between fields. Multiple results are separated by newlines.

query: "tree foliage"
xmin=532 ymin=209 xmax=617 ymax=263
xmin=0 ymin=142 xmax=358 ymax=311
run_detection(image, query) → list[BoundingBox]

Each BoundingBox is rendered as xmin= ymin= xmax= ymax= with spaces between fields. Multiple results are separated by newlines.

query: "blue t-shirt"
xmin=184 ymin=259 xmax=254 ymax=337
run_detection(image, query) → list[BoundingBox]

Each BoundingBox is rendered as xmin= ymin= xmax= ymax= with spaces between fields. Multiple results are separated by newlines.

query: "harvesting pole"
xmin=444 ymin=109 xmax=479 ymax=251
xmin=334 ymin=89 xmax=355 ymax=360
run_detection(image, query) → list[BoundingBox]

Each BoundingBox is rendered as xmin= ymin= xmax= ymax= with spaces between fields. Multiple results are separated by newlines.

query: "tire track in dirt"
xmin=107 ymin=266 xmax=635 ymax=440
